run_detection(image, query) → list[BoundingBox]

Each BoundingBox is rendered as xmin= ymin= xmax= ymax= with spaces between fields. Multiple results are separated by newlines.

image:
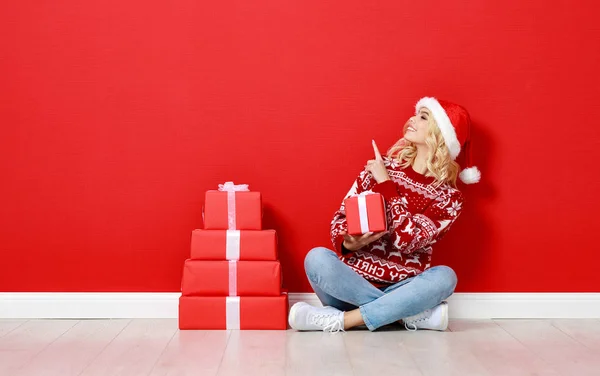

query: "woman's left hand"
xmin=365 ymin=140 xmax=391 ymax=183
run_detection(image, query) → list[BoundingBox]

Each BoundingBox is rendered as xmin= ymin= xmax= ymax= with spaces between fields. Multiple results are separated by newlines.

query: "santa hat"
xmin=415 ymin=97 xmax=481 ymax=184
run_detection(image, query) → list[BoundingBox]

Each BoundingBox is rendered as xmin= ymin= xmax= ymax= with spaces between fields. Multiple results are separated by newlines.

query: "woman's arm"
xmin=330 ymin=170 xmax=375 ymax=255
xmin=330 ymin=142 xmax=391 ymax=255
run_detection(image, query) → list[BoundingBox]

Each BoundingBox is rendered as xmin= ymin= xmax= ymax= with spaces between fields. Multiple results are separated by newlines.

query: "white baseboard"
xmin=1 ymin=293 xmax=600 ymax=319
xmin=0 ymin=293 xmax=180 ymax=319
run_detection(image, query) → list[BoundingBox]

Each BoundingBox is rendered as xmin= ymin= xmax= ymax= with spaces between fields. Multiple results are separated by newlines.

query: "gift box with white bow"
xmin=190 ymin=229 xmax=277 ymax=261
xmin=181 ymin=259 xmax=282 ymax=296
xmin=178 ymin=294 xmax=288 ymax=330
xmin=344 ymin=191 xmax=387 ymax=235
xmin=203 ymin=181 xmax=262 ymax=230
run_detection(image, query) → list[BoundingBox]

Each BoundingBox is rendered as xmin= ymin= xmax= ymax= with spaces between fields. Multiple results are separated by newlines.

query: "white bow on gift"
xmin=218 ymin=181 xmax=249 ymax=192
xmin=217 ymin=181 xmax=249 ymax=230
xmin=355 ymin=191 xmax=376 ymax=234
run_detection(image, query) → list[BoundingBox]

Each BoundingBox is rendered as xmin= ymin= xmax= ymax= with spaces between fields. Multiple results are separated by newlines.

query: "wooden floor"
xmin=1 ymin=319 xmax=600 ymax=375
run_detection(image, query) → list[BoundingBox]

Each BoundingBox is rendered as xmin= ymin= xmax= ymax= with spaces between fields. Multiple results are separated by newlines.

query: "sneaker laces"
xmin=403 ymin=309 xmax=432 ymax=331
xmin=311 ymin=313 xmax=345 ymax=333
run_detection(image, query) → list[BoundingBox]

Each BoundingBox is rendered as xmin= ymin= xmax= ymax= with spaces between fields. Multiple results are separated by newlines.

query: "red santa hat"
xmin=415 ymin=97 xmax=481 ymax=184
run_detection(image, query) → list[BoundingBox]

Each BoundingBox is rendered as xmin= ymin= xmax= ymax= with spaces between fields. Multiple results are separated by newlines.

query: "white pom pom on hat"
xmin=415 ymin=97 xmax=481 ymax=184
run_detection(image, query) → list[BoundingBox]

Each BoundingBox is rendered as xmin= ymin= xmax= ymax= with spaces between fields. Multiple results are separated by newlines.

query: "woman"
xmin=288 ymin=97 xmax=481 ymax=332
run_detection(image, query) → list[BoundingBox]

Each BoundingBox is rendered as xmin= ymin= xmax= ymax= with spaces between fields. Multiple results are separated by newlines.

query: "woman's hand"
xmin=341 ymin=231 xmax=387 ymax=251
xmin=365 ymin=140 xmax=391 ymax=183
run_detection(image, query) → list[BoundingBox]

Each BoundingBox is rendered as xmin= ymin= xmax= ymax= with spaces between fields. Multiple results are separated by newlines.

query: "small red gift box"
xmin=178 ymin=294 xmax=288 ymax=330
xmin=190 ymin=229 xmax=277 ymax=261
xmin=344 ymin=192 xmax=387 ymax=235
xmin=203 ymin=182 xmax=262 ymax=230
xmin=181 ymin=259 xmax=281 ymax=296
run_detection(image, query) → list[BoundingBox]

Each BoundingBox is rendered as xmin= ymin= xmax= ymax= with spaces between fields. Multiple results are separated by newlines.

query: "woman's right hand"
xmin=341 ymin=231 xmax=387 ymax=251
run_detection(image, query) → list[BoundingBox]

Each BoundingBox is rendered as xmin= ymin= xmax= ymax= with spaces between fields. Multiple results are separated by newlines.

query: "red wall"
xmin=1 ymin=1 xmax=599 ymax=293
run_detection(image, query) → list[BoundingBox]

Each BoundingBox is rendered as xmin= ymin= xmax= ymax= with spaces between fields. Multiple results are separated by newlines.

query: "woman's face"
xmin=403 ymin=108 xmax=431 ymax=145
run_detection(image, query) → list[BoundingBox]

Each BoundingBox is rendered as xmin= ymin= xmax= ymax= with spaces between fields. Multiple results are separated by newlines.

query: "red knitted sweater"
xmin=330 ymin=156 xmax=464 ymax=285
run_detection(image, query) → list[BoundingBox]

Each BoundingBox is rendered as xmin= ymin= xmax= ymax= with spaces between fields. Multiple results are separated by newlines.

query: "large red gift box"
xmin=181 ymin=260 xmax=281 ymax=296
xmin=191 ymin=229 xmax=277 ymax=261
xmin=203 ymin=190 xmax=262 ymax=230
xmin=344 ymin=192 xmax=387 ymax=235
xmin=178 ymin=294 xmax=288 ymax=330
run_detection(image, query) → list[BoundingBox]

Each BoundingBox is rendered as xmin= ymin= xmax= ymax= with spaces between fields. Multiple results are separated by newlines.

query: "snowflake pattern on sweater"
xmin=330 ymin=156 xmax=464 ymax=285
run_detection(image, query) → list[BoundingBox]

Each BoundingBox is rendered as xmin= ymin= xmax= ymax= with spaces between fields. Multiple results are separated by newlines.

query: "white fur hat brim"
xmin=416 ymin=97 xmax=461 ymax=160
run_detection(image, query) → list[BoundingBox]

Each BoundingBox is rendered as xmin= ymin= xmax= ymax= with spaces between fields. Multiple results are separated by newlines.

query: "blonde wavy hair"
xmin=387 ymin=114 xmax=460 ymax=188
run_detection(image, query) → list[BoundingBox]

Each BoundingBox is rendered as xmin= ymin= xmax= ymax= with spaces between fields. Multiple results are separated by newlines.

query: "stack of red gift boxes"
xmin=179 ymin=182 xmax=288 ymax=330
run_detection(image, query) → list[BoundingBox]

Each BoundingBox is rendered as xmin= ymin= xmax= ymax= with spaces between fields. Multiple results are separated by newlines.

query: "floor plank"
xmin=0 ymin=319 xmax=79 ymax=375
xmin=0 ymin=320 xmax=26 ymax=338
xmin=2 ymin=319 xmax=600 ymax=375
xmin=449 ymin=320 xmax=560 ymax=376
xmin=149 ymin=330 xmax=230 ymax=376
xmin=401 ymin=324 xmax=492 ymax=376
xmin=217 ymin=330 xmax=287 ymax=376
xmin=551 ymin=319 xmax=600 ymax=352
xmin=285 ymin=331 xmax=354 ymax=376
xmin=15 ymin=319 xmax=131 ymax=376
xmin=496 ymin=319 xmax=600 ymax=376
xmin=344 ymin=329 xmax=423 ymax=376
xmin=79 ymin=319 xmax=177 ymax=376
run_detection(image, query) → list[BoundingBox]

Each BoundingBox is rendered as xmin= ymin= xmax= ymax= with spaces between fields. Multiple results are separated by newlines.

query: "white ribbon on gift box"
xmin=226 ymin=260 xmax=240 ymax=329
xmin=216 ymin=181 xmax=248 ymax=330
xmin=225 ymin=230 xmax=241 ymax=260
xmin=226 ymin=296 xmax=241 ymax=329
xmin=218 ymin=181 xmax=250 ymax=230
xmin=228 ymin=260 xmax=238 ymax=297
xmin=356 ymin=191 xmax=376 ymax=234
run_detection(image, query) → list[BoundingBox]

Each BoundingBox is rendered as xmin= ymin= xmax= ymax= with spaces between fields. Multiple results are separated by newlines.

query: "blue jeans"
xmin=304 ymin=247 xmax=458 ymax=331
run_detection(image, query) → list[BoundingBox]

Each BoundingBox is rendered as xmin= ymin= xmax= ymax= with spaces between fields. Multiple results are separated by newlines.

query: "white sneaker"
xmin=403 ymin=301 xmax=449 ymax=331
xmin=288 ymin=302 xmax=345 ymax=332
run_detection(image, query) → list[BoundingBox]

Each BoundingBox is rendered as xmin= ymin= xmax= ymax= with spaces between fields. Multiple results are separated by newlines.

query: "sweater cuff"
xmin=341 ymin=241 xmax=353 ymax=255
xmin=335 ymin=234 xmax=353 ymax=256
xmin=371 ymin=180 xmax=400 ymax=201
